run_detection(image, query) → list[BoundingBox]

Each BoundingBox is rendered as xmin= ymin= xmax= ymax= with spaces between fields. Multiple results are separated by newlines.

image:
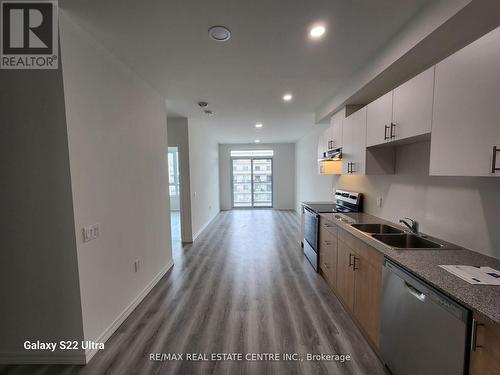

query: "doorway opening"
xmin=168 ymin=146 xmax=181 ymax=251
xmin=231 ymin=150 xmax=273 ymax=208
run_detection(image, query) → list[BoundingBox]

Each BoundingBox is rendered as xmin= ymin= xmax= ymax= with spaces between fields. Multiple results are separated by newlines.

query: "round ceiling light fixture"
xmin=282 ymin=93 xmax=293 ymax=102
xmin=255 ymin=123 xmax=263 ymax=128
xmin=309 ymin=24 xmax=326 ymax=39
xmin=208 ymin=25 xmax=231 ymax=42
xmin=204 ymin=110 xmax=214 ymax=116
xmin=254 ymin=139 xmax=261 ymax=143
xmin=198 ymin=101 xmax=208 ymax=107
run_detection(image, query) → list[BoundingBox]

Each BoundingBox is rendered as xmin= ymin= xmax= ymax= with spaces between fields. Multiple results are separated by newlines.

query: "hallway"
xmin=170 ymin=211 xmax=182 ymax=254
xmin=1 ymin=210 xmax=385 ymax=375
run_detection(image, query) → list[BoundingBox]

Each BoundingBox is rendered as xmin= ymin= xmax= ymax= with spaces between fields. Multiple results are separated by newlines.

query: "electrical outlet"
xmin=82 ymin=223 xmax=99 ymax=243
xmin=377 ymin=197 xmax=383 ymax=208
xmin=134 ymin=259 xmax=140 ymax=273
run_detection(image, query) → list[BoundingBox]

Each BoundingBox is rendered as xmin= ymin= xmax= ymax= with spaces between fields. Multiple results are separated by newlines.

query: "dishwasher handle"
xmin=404 ymin=281 xmax=426 ymax=302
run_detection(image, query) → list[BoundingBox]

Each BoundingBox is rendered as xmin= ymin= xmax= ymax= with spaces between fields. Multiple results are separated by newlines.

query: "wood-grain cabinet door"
xmin=319 ymin=230 xmax=333 ymax=278
xmin=336 ymin=240 xmax=355 ymax=311
xmin=319 ymin=228 xmax=338 ymax=290
xmin=430 ymin=27 xmax=500 ymax=177
xmin=470 ymin=314 xmax=500 ymax=375
xmin=353 ymin=255 xmax=382 ymax=348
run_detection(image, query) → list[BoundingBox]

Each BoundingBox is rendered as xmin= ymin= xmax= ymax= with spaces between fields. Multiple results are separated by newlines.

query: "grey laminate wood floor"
xmin=1 ymin=210 xmax=386 ymax=375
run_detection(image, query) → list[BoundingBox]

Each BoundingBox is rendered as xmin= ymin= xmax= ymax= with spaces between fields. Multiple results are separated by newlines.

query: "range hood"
xmin=318 ymin=147 xmax=342 ymax=161
xmin=318 ymin=147 xmax=343 ymax=174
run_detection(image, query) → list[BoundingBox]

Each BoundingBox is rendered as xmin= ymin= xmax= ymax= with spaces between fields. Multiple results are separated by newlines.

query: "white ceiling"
xmin=60 ymin=0 xmax=434 ymax=143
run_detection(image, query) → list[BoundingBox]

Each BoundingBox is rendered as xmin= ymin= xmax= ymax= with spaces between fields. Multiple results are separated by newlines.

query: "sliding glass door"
xmin=232 ymin=157 xmax=272 ymax=208
xmin=252 ymin=159 xmax=272 ymax=207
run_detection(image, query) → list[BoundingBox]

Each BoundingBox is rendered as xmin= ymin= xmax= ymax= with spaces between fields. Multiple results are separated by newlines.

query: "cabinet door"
xmin=336 ymin=240 xmax=355 ymax=311
xmin=353 ymin=254 xmax=383 ymax=349
xmin=343 ymin=107 xmax=367 ymax=175
xmin=317 ymin=128 xmax=326 ymax=159
xmin=392 ymin=66 xmax=434 ymax=141
xmin=470 ymin=314 xmax=500 ymax=375
xmin=430 ymin=27 xmax=500 ymax=177
xmin=319 ymin=228 xmax=338 ymax=290
xmin=331 ymin=110 xmax=343 ymax=149
xmin=366 ymin=91 xmax=393 ymax=147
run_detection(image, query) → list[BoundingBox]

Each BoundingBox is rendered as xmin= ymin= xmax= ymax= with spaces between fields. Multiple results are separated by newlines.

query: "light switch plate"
xmin=82 ymin=223 xmax=99 ymax=243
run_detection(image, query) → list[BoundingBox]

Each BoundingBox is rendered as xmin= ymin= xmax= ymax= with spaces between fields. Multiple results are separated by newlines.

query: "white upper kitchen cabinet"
xmin=430 ymin=27 xmax=500 ymax=177
xmin=331 ymin=110 xmax=343 ymax=149
xmin=317 ymin=127 xmax=329 ymax=159
xmin=392 ymin=66 xmax=434 ymax=141
xmin=366 ymin=91 xmax=393 ymax=147
xmin=343 ymin=107 xmax=367 ymax=175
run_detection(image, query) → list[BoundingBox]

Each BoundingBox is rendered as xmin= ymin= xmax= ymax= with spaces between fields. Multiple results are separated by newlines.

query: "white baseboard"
xmin=192 ymin=211 xmax=219 ymax=241
xmin=84 ymin=258 xmax=174 ymax=363
xmin=0 ymin=259 xmax=174 ymax=365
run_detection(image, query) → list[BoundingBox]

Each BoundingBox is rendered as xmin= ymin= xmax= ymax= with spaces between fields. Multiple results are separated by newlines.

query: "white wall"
xmin=332 ymin=141 xmax=500 ymax=259
xmin=219 ymin=143 xmax=296 ymax=210
xmin=188 ymin=122 xmax=220 ymax=239
xmin=60 ymin=12 xmax=173 ymax=360
xmin=167 ymin=117 xmax=193 ymax=242
xmin=294 ymin=126 xmax=335 ymax=213
xmin=0 ymin=42 xmax=85 ymax=364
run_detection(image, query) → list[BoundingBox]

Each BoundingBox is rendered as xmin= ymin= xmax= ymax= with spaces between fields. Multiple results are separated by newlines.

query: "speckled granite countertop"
xmin=318 ymin=211 xmax=500 ymax=326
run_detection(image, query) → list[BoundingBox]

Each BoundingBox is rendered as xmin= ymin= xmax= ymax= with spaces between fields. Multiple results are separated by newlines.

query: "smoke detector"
xmin=204 ymin=110 xmax=214 ymax=116
xmin=208 ymin=26 xmax=231 ymax=42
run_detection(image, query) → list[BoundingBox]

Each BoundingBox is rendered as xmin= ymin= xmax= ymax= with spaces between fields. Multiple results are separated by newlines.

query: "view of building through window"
xmin=232 ymin=152 xmax=272 ymax=207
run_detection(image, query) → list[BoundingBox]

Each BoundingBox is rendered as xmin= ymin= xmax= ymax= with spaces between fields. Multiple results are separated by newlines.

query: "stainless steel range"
xmin=302 ymin=190 xmax=362 ymax=271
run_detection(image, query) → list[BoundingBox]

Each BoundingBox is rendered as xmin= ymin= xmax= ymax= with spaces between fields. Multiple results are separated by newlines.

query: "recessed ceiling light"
xmin=283 ymin=93 xmax=293 ymax=102
xmin=309 ymin=25 xmax=326 ymax=39
xmin=255 ymin=139 xmax=261 ymax=143
xmin=208 ymin=25 xmax=231 ymax=42
xmin=255 ymin=123 xmax=263 ymax=128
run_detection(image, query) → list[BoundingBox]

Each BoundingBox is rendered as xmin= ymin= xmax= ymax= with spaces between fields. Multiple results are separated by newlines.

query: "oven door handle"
xmin=304 ymin=207 xmax=319 ymax=217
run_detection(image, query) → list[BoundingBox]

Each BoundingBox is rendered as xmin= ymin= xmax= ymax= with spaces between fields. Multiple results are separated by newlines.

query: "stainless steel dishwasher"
xmin=380 ymin=259 xmax=471 ymax=375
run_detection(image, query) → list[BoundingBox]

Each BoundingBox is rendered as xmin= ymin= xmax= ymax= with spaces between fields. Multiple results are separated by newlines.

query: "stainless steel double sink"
xmin=350 ymin=223 xmax=445 ymax=249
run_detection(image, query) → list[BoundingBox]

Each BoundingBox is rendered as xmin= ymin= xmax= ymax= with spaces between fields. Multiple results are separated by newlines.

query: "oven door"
xmin=303 ymin=207 xmax=319 ymax=270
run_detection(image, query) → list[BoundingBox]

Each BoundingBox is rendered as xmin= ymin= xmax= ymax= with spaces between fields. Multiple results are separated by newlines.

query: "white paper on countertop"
xmin=439 ymin=265 xmax=500 ymax=285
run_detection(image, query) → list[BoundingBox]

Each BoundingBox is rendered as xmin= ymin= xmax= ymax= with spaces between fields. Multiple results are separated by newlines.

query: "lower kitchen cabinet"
xmin=470 ymin=314 xmax=500 ymax=375
xmin=319 ymin=225 xmax=338 ymax=290
xmin=353 ymin=254 xmax=382 ymax=348
xmin=322 ymin=224 xmax=383 ymax=350
xmin=336 ymin=239 xmax=356 ymax=311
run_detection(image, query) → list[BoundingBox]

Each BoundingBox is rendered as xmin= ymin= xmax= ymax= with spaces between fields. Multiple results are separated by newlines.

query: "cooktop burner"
xmin=304 ymin=190 xmax=362 ymax=214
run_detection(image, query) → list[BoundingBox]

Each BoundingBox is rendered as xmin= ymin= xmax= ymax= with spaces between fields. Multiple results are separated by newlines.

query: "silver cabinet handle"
xmin=353 ymin=256 xmax=359 ymax=271
xmin=384 ymin=125 xmax=390 ymax=140
xmin=470 ymin=318 xmax=484 ymax=352
xmin=349 ymin=253 xmax=356 ymax=267
xmin=390 ymin=122 xmax=397 ymax=139
xmin=492 ymin=146 xmax=499 ymax=173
